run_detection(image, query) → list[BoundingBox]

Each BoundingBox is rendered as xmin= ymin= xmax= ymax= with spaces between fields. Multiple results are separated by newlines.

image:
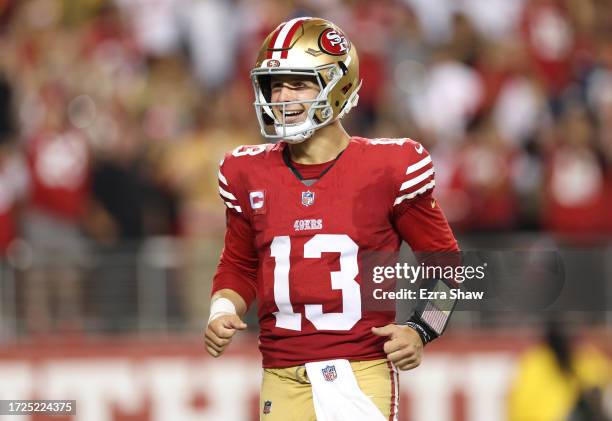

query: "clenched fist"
xmin=372 ymin=324 xmax=423 ymax=370
xmin=205 ymin=314 xmax=247 ymax=358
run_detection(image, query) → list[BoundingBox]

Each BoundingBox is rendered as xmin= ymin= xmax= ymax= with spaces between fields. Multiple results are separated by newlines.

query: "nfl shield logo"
xmin=321 ymin=365 xmax=337 ymax=382
xmin=302 ymin=191 xmax=315 ymax=206
xmin=263 ymin=400 xmax=272 ymax=414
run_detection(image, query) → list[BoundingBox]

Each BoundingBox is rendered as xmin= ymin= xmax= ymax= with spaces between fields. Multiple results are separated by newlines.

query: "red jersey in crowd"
xmin=26 ymin=130 xmax=90 ymax=221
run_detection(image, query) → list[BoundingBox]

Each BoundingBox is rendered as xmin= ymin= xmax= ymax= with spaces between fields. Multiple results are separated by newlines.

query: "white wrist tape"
xmin=208 ymin=297 xmax=237 ymax=323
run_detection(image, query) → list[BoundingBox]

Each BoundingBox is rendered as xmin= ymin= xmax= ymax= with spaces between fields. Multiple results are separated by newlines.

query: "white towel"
xmin=304 ymin=359 xmax=387 ymax=421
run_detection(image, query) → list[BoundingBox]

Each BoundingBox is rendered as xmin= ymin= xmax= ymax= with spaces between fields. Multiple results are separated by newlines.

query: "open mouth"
xmin=281 ymin=109 xmax=305 ymax=124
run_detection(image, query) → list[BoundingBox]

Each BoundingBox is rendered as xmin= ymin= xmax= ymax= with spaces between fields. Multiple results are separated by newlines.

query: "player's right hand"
xmin=204 ymin=314 xmax=247 ymax=358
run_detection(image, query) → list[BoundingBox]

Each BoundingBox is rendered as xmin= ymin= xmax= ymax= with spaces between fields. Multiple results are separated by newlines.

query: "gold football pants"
xmin=259 ymin=359 xmax=399 ymax=421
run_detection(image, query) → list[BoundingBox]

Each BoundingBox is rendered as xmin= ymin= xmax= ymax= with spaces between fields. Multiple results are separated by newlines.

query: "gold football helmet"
xmin=251 ymin=17 xmax=361 ymax=143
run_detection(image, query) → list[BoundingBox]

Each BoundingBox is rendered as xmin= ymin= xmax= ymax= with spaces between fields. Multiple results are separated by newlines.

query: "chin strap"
xmin=337 ymin=80 xmax=362 ymax=120
xmin=275 ymin=123 xmax=316 ymax=143
xmin=285 ymin=131 xmax=316 ymax=143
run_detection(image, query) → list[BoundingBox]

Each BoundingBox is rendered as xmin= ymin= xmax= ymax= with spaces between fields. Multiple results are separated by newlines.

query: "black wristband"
xmin=403 ymin=321 xmax=432 ymax=345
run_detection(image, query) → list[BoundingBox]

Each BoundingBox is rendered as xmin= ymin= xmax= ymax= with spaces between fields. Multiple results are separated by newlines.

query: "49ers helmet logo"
xmin=318 ymin=28 xmax=350 ymax=56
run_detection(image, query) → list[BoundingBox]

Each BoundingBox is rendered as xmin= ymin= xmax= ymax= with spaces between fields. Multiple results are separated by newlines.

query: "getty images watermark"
xmin=370 ymin=261 xmax=488 ymax=301
xmin=359 ymin=251 xmax=486 ymax=312
xmin=360 ymin=251 xmax=573 ymax=313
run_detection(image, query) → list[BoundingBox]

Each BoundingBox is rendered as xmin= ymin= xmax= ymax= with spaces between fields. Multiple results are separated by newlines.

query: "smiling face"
xmin=270 ymin=74 xmax=320 ymax=125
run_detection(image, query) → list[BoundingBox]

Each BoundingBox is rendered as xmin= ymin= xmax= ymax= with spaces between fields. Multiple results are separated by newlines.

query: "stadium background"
xmin=0 ymin=0 xmax=611 ymax=420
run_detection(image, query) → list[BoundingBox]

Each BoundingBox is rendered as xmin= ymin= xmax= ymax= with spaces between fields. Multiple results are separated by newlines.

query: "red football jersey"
xmin=212 ymin=137 xmax=458 ymax=367
xmin=27 ymin=130 xmax=90 ymax=220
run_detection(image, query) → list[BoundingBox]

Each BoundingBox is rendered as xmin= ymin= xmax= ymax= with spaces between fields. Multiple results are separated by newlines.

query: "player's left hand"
xmin=372 ymin=324 xmax=423 ymax=370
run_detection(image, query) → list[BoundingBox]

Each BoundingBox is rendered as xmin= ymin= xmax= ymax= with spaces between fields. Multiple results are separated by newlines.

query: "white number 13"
xmin=270 ymin=234 xmax=361 ymax=331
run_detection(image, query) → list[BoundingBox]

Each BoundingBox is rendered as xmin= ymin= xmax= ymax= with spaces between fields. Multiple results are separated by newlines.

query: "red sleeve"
xmin=393 ymin=193 xmax=459 ymax=252
xmin=211 ymin=209 xmax=259 ymax=309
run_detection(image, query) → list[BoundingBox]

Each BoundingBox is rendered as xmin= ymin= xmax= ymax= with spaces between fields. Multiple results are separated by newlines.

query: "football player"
xmin=204 ymin=17 xmax=459 ymax=420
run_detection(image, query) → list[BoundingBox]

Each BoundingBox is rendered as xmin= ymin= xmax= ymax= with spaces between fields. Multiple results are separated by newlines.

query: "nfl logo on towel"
xmin=322 ymin=365 xmax=337 ymax=382
xmin=263 ymin=400 xmax=272 ymax=414
xmin=302 ymin=191 xmax=315 ymax=206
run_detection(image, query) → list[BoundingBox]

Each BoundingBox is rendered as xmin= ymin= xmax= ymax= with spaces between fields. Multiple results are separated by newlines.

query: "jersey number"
xmin=270 ymin=234 xmax=361 ymax=331
xmin=232 ymin=144 xmax=267 ymax=157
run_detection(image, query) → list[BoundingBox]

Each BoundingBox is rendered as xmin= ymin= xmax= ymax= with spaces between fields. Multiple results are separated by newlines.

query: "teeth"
xmin=284 ymin=111 xmax=302 ymax=116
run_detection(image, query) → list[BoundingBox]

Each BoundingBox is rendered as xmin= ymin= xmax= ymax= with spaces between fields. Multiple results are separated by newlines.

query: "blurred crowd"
xmin=1 ymin=0 xmax=612 ymax=251
xmin=0 ymin=0 xmax=611 ymax=331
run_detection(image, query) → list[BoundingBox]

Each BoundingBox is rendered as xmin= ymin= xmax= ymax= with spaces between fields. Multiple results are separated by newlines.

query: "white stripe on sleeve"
xmin=399 ymin=168 xmax=434 ymax=191
xmin=224 ymin=201 xmax=242 ymax=213
xmin=219 ymin=186 xmax=237 ymax=201
xmin=218 ymin=170 xmax=228 ymax=186
xmin=406 ymin=155 xmax=432 ymax=174
xmin=394 ymin=180 xmax=435 ymax=206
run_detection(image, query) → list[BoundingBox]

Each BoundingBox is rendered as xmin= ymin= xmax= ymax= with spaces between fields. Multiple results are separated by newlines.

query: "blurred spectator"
xmin=409 ymin=46 xmax=483 ymax=145
xmin=405 ymin=0 xmax=455 ymax=44
xmin=520 ymin=0 xmax=576 ymax=98
xmin=114 ymin=0 xmax=181 ymax=56
xmin=87 ymin=108 xmax=179 ymax=332
xmin=508 ymin=321 xmax=611 ymax=421
xmin=442 ymin=115 xmax=520 ymax=231
xmin=0 ymin=145 xmax=26 ymax=256
xmin=0 ymin=73 xmax=14 ymax=140
xmin=488 ymin=41 xmax=546 ymax=147
xmin=340 ymin=0 xmax=397 ymax=134
xmin=179 ymin=0 xmax=240 ymax=92
xmin=447 ymin=12 xmax=482 ymax=66
xmin=459 ymin=0 xmax=525 ymax=41
xmin=24 ymin=90 xmax=90 ymax=226
xmin=0 ymin=73 xmax=27 ymax=256
xmin=384 ymin=2 xmax=428 ymax=127
xmin=20 ymin=82 xmax=92 ymax=334
xmin=541 ymin=104 xmax=609 ymax=239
